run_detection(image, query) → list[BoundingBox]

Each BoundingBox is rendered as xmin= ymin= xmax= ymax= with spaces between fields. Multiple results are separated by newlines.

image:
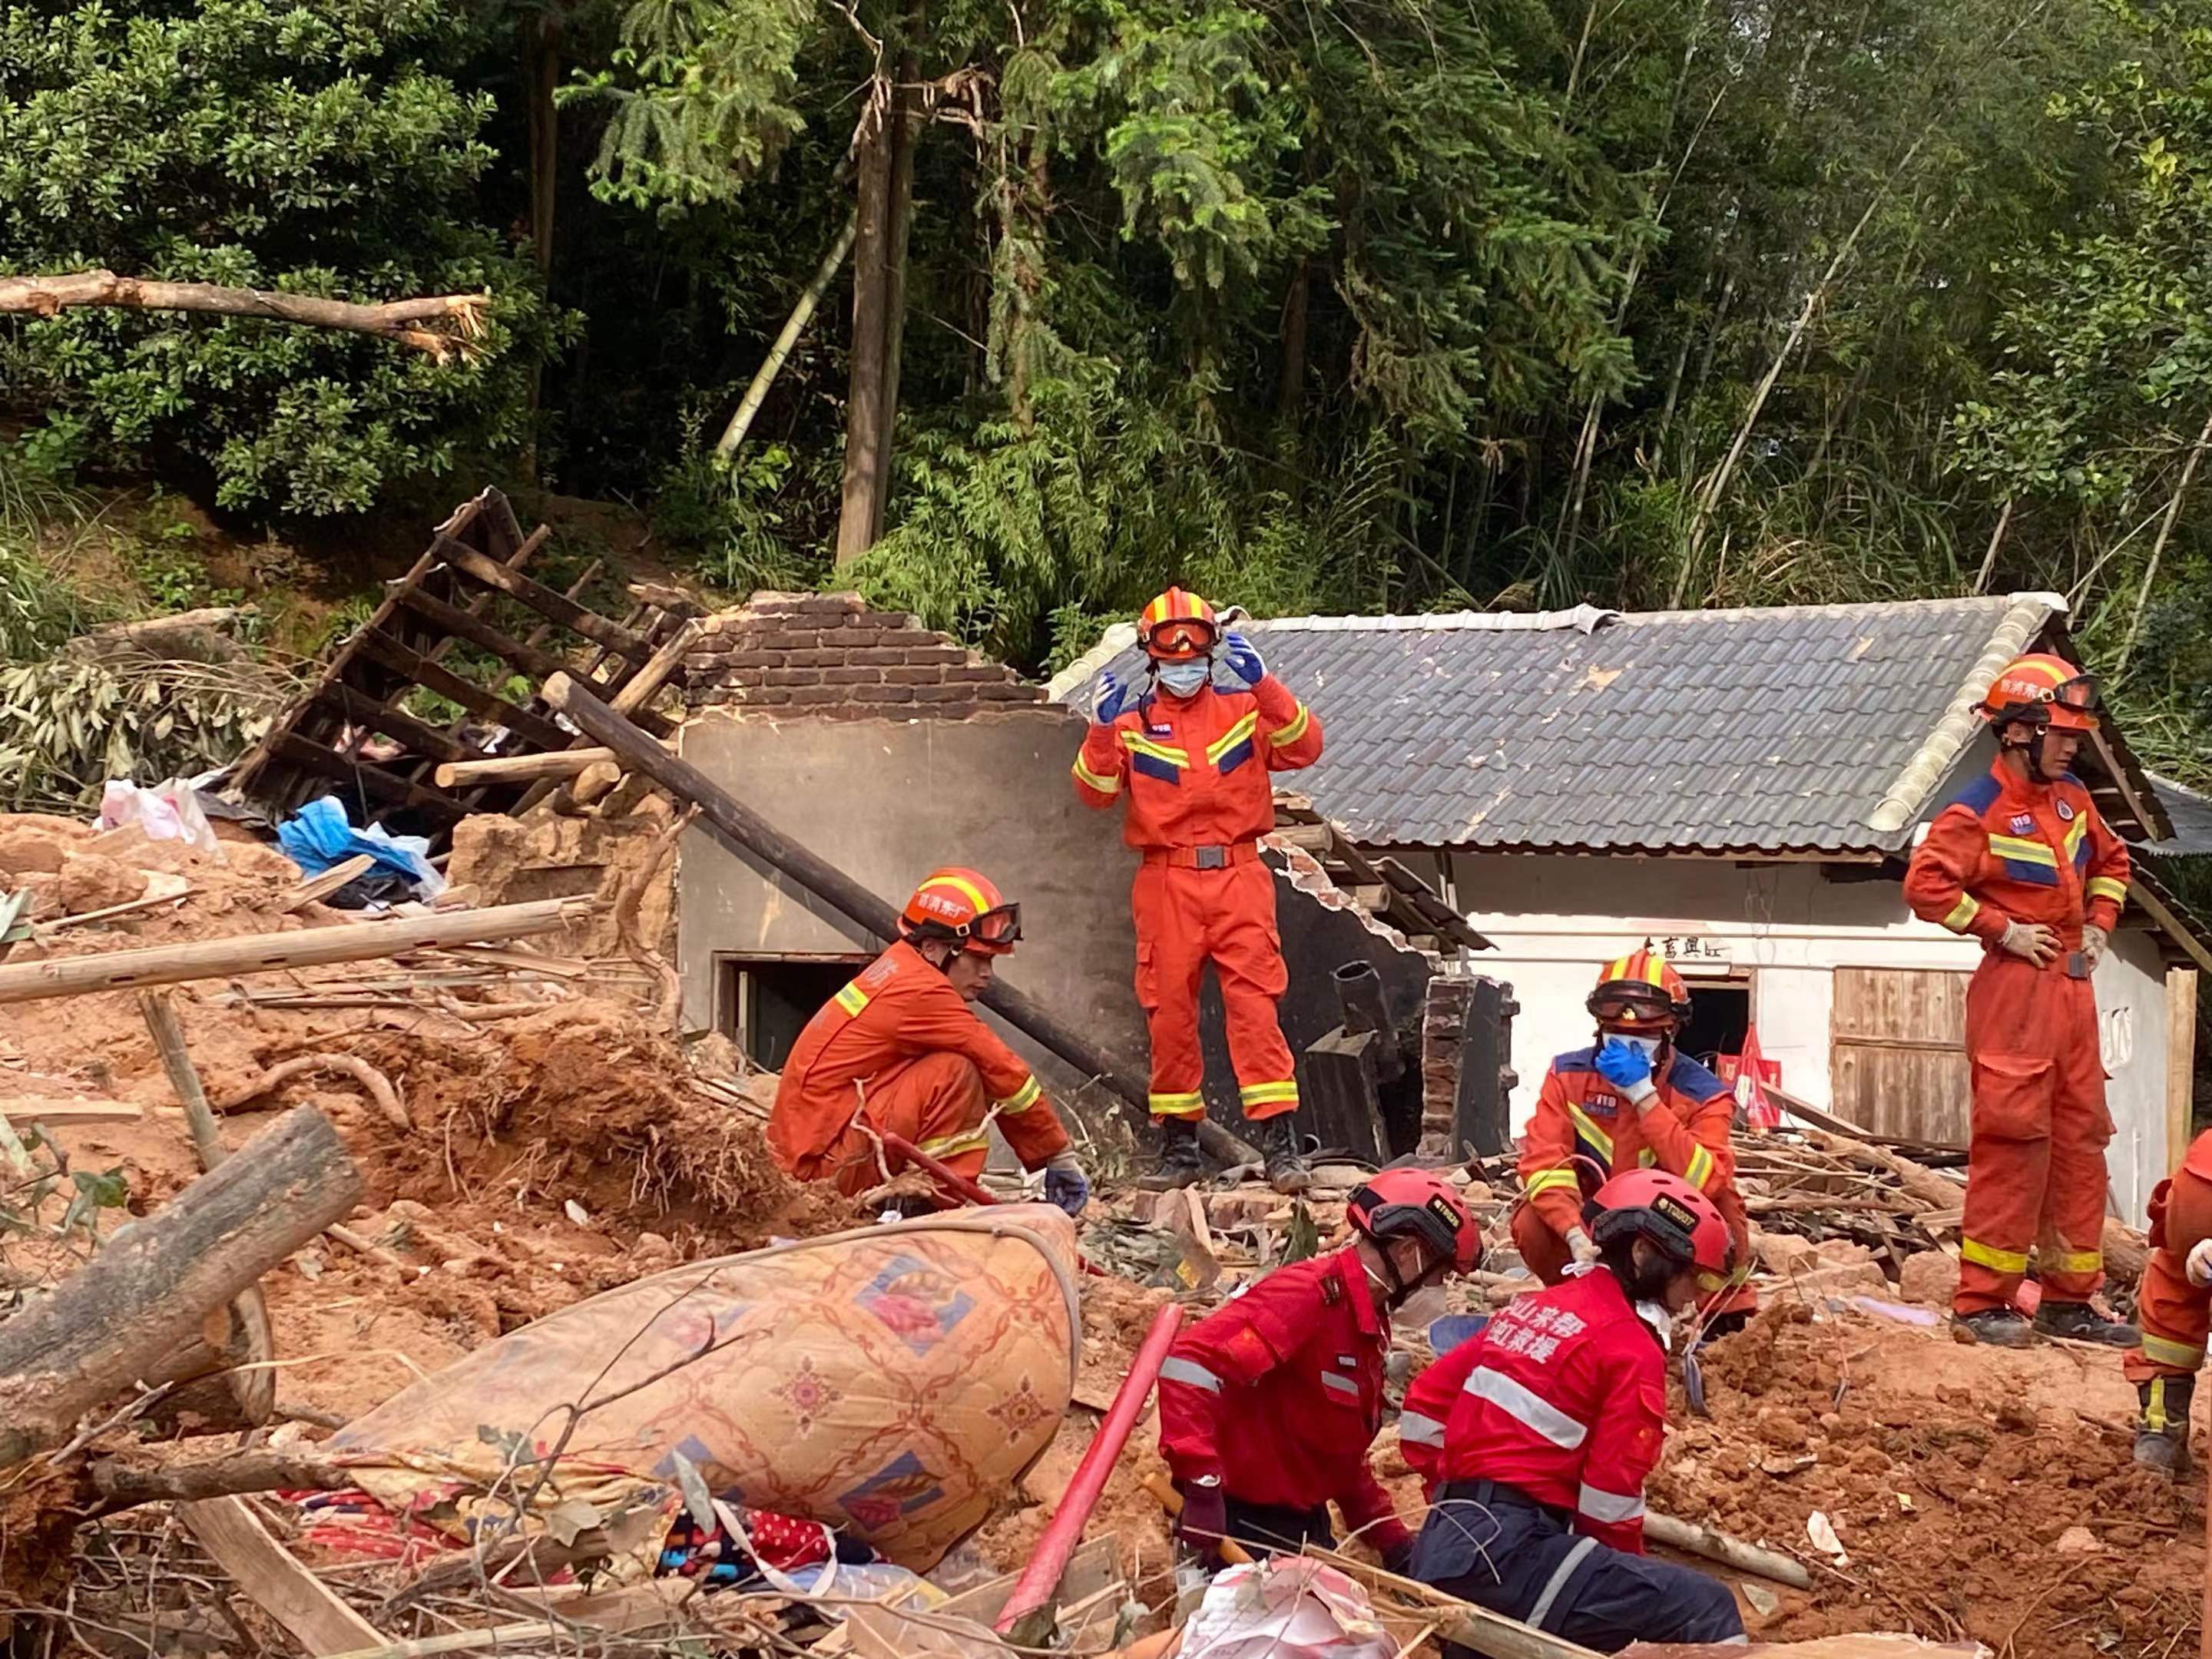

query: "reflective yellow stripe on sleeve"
xmin=1072 ymin=753 xmax=1121 ymax=794
xmin=1941 ymin=894 xmax=1982 ymax=933
xmin=1960 ymin=1236 xmax=2030 ymax=1274
xmin=995 ymin=1075 xmax=1041 ymax=1114
xmin=1267 ymin=703 xmax=1312 ymax=747
xmin=834 ymin=982 xmax=871 ymax=1016
xmin=1524 ymin=1167 xmax=1581 ymax=1197
xmin=1684 ymin=1144 xmax=1717 ymax=1190
xmin=2087 ymin=876 xmax=2128 ymax=906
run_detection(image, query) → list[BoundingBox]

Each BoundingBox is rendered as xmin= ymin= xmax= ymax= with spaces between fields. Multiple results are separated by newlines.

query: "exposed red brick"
xmin=845 ymin=647 xmax=912 ymax=667
xmin=945 ymin=664 xmax=1018 ymax=684
xmin=717 ymin=650 xmax=788 ymax=671
xmin=795 ymin=593 xmax=863 ymax=615
xmin=904 ymin=644 xmax=967 ymax=665
xmin=837 ymin=629 xmax=891 ymax=650
xmin=858 ymin=610 xmax=918 ymax=630
xmin=760 ymin=667 xmax=823 ymax=687
xmin=785 ymin=685 xmax=848 ymax=706
xmin=882 ymin=664 xmax=945 ymax=685
xmin=821 ymin=666 xmax=883 ymax=685
xmin=911 ymin=684 xmax=979 ymax=704
xmin=784 ymin=647 xmax=848 ymax=667
xmin=744 ymin=686 xmax=795 ymax=705
xmin=976 ymin=681 xmax=1045 ymax=702
xmin=872 ymin=684 xmax=917 ymax=703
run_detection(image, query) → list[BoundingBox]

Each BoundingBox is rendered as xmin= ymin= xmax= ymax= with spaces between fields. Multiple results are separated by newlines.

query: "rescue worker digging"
xmin=1072 ymin=588 xmax=1323 ymax=1193
xmin=1399 ymin=1170 xmax=1746 ymax=1653
xmin=1902 ymin=652 xmax=2135 ymax=1348
xmin=2124 ymin=1127 xmax=2212 ymax=1475
xmin=1515 ymin=952 xmax=1757 ymax=1333
xmin=1157 ymin=1170 xmax=1481 ymax=1565
xmin=766 ymin=868 xmax=1090 ymax=1216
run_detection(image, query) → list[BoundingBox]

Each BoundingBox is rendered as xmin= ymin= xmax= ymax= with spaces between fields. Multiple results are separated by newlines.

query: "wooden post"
xmin=0 ymin=896 xmax=594 ymax=1005
xmin=434 ymin=747 xmax=621 ymax=787
xmin=2168 ymin=966 xmax=2199 ymax=1172
xmin=538 ymin=672 xmax=1261 ymax=1167
xmin=141 ymin=991 xmax=275 ymax=1425
xmin=0 ymin=1107 xmax=360 ymax=1465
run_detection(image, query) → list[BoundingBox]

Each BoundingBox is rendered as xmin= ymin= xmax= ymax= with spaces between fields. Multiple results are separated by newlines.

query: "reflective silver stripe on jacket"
xmin=1397 ymin=1411 xmax=1446 ymax=1448
xmin=1159 ymin=1357 xmax=1224 ymax=1394
xmin=1576 ymin=1482 xmax=1646 ymax=1524
xmin=1462 ymin=1366 xmax=1588 ymax=1449
xmin=1320 ymin=1370 xmax=1361 ymax=1399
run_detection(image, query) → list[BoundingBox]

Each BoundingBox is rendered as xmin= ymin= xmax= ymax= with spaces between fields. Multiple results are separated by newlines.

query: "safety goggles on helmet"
xmin=1587 ymin=983 xmax=1681 ymax=1031
xmin=1145 ymin=619 xmax=1217 ymax=662
xmin=900 ymin=869 xmax=1022 ymax=957
xmin=1984 ymin=656 xmax=2102 ymax=733
xmin=966 ymin=902 xmax=1022 ymax=947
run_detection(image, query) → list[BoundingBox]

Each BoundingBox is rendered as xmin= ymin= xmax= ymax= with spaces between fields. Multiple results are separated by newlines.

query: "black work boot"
xmin=1139 ymin=1117 xmax=1205 ymax=1191
xmin=1952 ymin=1307 xmax=2038 ymax=1347
xmin=2135 ymin=1374 xmax=2195 ymax=1477
xmin=1253 ymin=1115 xmax=1312 ymax=1197
xmin=2035 ymin=1300 xmax=2140 ymax=1348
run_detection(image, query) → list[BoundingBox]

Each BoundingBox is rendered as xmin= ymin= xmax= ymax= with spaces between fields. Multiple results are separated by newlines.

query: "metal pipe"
xmin=1333 ymin=960 xmax=1404 ymax=1082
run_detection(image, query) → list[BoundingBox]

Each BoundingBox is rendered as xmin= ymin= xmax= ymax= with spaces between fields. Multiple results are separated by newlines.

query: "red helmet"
xmin=1348 ymin=1169 xmax=1482 ymax=1273
xmin=899 ymin=867 xmax=1022 ymax=956
xmin=1588 ymin=1168 xmax=1733 ymax=1282
xmin=1136 ymin=588 xmax=1220 ymax=663
xmin=1981 ymin=652 xmax=2100 ymax=734
xmin=1587 ymin=951 xmax=1691 ymax=1033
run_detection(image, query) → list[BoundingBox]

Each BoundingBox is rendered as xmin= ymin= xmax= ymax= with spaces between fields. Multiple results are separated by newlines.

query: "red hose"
xmin=879 ymin=1131 xmax=998 ymax=1207
xmin=995 ymin=1301 xmax=1186 ymax=1634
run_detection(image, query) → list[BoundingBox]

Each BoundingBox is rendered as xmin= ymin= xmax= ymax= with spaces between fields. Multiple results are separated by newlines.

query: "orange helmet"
xmin=899 ymin=867 xmax=1022 ymax=956
xmin=1981 ymin=652 xmax=2101 ymax=733
xmin=1588 ymin=1167 xmax=1735 ymax=1283
xmin=1588 ymin=950 xmax=1691 ymax=1032
xmin=1136 ymin=588 xmax=1220 ymax=662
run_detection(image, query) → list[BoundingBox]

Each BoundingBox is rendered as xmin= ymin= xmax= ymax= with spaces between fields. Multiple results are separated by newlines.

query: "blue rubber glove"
xmin=1093 ymin=670 xmax=1131 ymax=725
xmin=1045 ymin=1155 xmax=1091 ymax=1218
xmin=1595 ymin=1036 xmax=1654 ymax=1092
xmin=1220 ymin=631 xmax=1266 ymax=688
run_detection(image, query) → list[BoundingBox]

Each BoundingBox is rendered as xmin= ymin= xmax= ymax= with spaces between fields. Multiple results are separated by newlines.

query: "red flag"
xmin=1727 ymin=1023 xmax=1780 ymax=1131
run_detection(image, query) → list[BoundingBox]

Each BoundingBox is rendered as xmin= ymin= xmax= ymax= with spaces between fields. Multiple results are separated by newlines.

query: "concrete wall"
xmin=676 ymin=707 xmax=1149 ymax=1153
xmin=1445 ymin=851 xmax=2171 ymax=1223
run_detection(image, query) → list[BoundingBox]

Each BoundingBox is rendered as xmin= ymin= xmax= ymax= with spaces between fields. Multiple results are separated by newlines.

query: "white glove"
xmin=1564 ymin=1227 xmax=1600 ymax=1273
xmin=1999 ymin=919 xmax=2061 ymax=966
xmin=2083 ymin=924 xmax=2110 ymax=970
xmin=2186 ymin=1238 xmax=2212 ymax=1289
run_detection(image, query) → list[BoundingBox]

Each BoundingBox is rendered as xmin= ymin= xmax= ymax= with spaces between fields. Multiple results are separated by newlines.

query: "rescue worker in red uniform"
xmin=1399 ymin=1170 xmax=1744 ymax=1653
xmin=767 ymin=869 xmax=1089 ymax=1215
xmin=2124 ymin=1128 xmax=2212 ymax=1474
xmin=1515 ymin=952 xmax=1756 ymax=1333
xmin=1902 ymin=652 xmax=2135 ymax=1347
xmin=1157 ymin=1170 xmax=1482 ymax=1565
xmin=1072 ymin=588 xmax=1324 ymax=1192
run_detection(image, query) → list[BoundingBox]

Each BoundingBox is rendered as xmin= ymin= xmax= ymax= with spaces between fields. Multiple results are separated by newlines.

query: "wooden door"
xmin=1830 ymin=967 xmax=1973 ymax=1144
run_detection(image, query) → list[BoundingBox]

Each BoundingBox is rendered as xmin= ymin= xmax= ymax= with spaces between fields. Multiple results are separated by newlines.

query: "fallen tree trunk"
xmin=0 ymin=1106 xmax=361 ymax=1466
xmin=0 ymin=270 xmax=490 ymax=361
xmin=540 ymin=672 xmax=1261 ymax=1167
xmin=0 ymin=896 xmax=596 ymax=1005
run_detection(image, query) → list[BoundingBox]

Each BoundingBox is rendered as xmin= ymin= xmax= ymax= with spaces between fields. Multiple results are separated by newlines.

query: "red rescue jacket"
xmin=1516 ymin=1048 xmax=1737 ymax=1243
xmin=1398 ymin=1269 xmax=1668 ymax=1554
xmin=1072 ymin=677 xmax=1322 ymax=850
xmin=1155 ymin=1247 xmax=1411 ymax=1555
xmin=1902 ymin=762 xmax=2131 ymax=949
xmin=767 ymin=940 xmax=1070 ymax=1177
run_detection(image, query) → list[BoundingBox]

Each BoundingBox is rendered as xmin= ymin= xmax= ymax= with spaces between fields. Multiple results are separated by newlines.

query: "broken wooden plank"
xmin=1306 ymin=1545 xmax=1605 ymax=1659
xmin=393 ymin=583 xmax=571 ymax=683
xmin=352 ymin=629 xmax=569 ymax=750
xmin=261 ymin=732 xmax=467 ymax=823
xmin=0 ymin=1098 xmax=143 ymax=1127
xmin=439 ymin=538 xmax=651 ymax=657
xmin=0 ymin=896 xmax=596 ymax=1005
xmin=283 ymin=854 xmax=378 ymax=913
xmin=433 ymin=747 xmax=621 ymax=787
xmin=180 ymin=1496 xmax=384 ymax=1656
xmin=312 ymin=682 xmax=471 ymax=764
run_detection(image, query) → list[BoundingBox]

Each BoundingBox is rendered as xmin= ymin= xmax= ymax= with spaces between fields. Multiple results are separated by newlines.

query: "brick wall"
xmin=683 ymin=591 xmax=1048 ymax=720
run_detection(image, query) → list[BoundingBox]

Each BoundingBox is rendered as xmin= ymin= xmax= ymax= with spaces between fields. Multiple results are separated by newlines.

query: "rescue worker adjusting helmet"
xmin=1136 ymin=588 xmax=1220 ymax=664
xmin=1980 ymin=652 xmax=2101 ymax=734
xmin=1347 ymin=1168 xmax=1483 ymax=1273
xmin=1587 ymin=950 xmax=1693 ymax=1035
xmin=1587 ymin=1167 xmax=1734 ymax=1286
xmin=898 ymin=867 xmax=1023 ymax=956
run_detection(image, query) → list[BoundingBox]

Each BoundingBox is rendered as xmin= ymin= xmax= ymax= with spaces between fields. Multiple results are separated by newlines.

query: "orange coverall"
xmin=1072 ymin=674 xmax=1322 ymax=1121
xmin=767 ymin=939 xmax=1071 ymax=1194
xmin=1513 ymin=1046 xmax=1756 ymax=1313
xmin=1902 ymin=762 xmax=2131 ymax=1314
xmin=2124 ymin=1129 xmax=2212 ymax=1392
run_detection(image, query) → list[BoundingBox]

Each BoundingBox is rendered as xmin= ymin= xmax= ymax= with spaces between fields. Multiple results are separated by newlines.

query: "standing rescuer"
xmin=767 ymin=868 xmax=1089 ymax=1216
xmin=1072 ymin=588 xmax=1324 ymax=1192
xmin=2124 ymin=1128 xmax=2212 ymax=1475
xmin=1902 ymin=652 xmax=2135 ymax=1348
xmin=1514 ymin=952 xmax=1757 ymax=1332
xmin=1157 ymin=1169 xmax=1482 ymax=1565
xmin=1399 ymin=1170 xmax=1746 ymax=1653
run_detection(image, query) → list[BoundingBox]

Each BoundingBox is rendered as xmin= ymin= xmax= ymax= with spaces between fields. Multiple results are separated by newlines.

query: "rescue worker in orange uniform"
xmin=767 ymin=868 xmax=1090 ymax=1215
xmin=1902 ymin=652 xmax=2135 ymax=1347
xmin=2124 ymin=1128 xmax=2212 ymax=1474
xmin=1071 ymin=588 xmax=1323 ymax=1192
xmin=1399 ymin=1170 xmax=1745 ymax=1652
xmin=1513 ymin=953 xmax=1757 ymax=1333
xmin=1157 ymin=1169 xmax=1482 ymax=1565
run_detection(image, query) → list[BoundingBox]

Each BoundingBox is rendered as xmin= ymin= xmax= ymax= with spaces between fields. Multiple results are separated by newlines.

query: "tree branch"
xmin=0 ymin=271 xmax=492 ymax=362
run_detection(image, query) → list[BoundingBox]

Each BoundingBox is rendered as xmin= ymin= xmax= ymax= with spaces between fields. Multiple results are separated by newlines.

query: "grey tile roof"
xmin=1058 ymin=595 xmax=2064 ymax=854
xmin=2150 ymin=775 xmax=2212 ymax=859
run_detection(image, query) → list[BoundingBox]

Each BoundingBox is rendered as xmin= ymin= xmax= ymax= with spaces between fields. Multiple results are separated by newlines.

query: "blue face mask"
xmin=1157 ymin=661 xmax=1212 ymax=697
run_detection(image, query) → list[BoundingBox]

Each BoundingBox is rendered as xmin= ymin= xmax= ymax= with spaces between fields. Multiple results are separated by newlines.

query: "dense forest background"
xmin=5 ymin=0 xmax=2212 ymax=789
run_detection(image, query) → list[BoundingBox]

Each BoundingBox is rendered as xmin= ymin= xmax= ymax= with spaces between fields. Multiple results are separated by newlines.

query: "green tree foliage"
xmin=0 ymin=0 xmax=557 ymax=514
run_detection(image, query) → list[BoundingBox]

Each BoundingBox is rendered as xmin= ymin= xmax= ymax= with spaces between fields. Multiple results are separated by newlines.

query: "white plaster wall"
xmin=1442 ymin=852 xmax=2171 ymax=1223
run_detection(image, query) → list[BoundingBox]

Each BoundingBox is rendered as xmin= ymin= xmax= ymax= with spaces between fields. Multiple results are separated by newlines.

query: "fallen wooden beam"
xmin=0 ymin=896 xmax=596 ymax=1005
xmin=283 ymin=854 xmax=377 ymax=913
xmin=433 ymin=746 xmax=621 ymax=787
xmin=180 ymin=1495 xmax=384 ymax=1655
xmin=0 ymin=1098 xmax=142 ymax=1127
xmin=541 ymin=672 xmax=1263 ymax=1168
xmin=0 ymin=1106 xmax=360 ymax=1466
xmin=1644 ymin=1512 xmax=1812 ymax=1590
xmin=1306 ymin=1545 xmax=1606 ymax=1659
